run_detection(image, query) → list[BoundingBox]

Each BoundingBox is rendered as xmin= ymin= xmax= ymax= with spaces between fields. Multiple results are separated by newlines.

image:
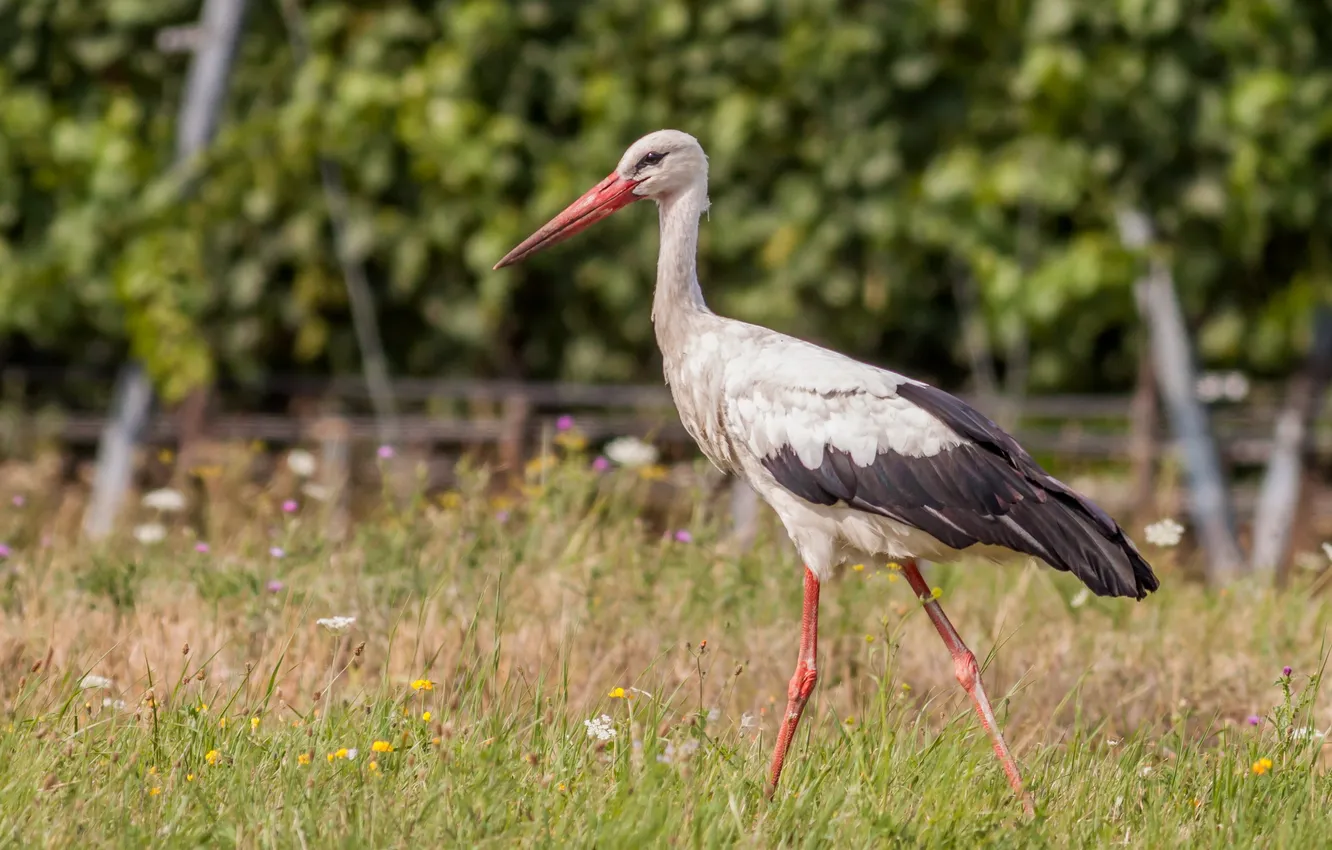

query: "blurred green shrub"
xmin=1 ymin=0 xmax=1329 ymax=398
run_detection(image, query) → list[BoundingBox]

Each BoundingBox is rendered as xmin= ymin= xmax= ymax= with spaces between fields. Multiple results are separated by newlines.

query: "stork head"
xmin=493 ymin=130 xmax=707 ymax=269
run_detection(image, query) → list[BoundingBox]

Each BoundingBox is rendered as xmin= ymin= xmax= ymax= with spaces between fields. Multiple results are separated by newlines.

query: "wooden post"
xmin=1127 ymin=339 xmax=1159 ymax=529
xmin=83 ymin=0 xmax=250 ymax=540
xmin=499 ymin=394 xmax=530 ymax=473
xmin=172 ymin=385 xmax=211 ymax=486
xmin=315 ymin=415 xmax=351 ymax=541
xmin=1118 ymin=209 xmax=1244 ymax=583
xmin=83 ymin=364 xmax=155 ymax=538
xmin=1250 ymin=306 xmax=1332 ymax=579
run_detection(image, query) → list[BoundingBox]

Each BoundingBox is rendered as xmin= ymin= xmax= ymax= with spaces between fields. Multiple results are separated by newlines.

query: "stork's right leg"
xmin=900 ymin=559 xmax=1034 ymax=816
xmin=765 ymin=566 xmax=820 ymax=797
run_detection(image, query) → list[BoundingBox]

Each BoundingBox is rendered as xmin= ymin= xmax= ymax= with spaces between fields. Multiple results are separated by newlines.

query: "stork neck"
xmin=652 ymin=181 xmax=710 ymax=335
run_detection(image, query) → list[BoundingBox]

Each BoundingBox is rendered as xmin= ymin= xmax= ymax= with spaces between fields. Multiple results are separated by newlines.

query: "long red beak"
xmin=493 ymin=172 xmax=642 ymax=269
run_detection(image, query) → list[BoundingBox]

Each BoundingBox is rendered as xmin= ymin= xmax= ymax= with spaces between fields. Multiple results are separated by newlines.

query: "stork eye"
xmin=635 ymin=151 xmax=667 ymax=171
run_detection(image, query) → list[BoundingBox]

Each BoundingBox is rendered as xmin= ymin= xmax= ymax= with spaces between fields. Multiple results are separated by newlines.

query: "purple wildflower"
xmin=11 ymin=495 xmax=24 ymax=508
xmin=556 ymin=415 xmax=575 ymax=432
xmin=496 ymin=510 xmax=510 ymax=524
xmin=0 ymin=544 xmax=9 ymax=559
xmin=1247 ymin=715 xmax=1262 ymax=726
xmin=377 ymin=445 xmax=395 ymax=460
xmin=266 ymin=579 xmax=285 ymax=593
xmin=1283 ymin=666 xmax=1293 ymax=677
xmin=674 ymin=530 xmax=693 ymax=544
xmin=592 ymin=456 xmax=610 ymax=473
xmin=194 ymin=542 xmax=210 ymax=554
xmin=270 ymin=547 xmax=286 ymax=559
xmin=282 ymin=499 xmax=298 ymax=513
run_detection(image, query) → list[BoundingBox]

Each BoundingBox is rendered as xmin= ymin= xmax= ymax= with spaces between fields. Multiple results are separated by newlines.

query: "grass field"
xmin=0 ymin=447 xmax=1330 ymax=848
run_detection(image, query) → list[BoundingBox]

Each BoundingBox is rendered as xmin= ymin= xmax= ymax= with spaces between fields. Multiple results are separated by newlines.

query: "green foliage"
xmin=2 ymin=0 xmax=1330 ymax=393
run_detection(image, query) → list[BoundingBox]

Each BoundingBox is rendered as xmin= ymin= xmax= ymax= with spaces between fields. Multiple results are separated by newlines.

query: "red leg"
xmin=900 ymin=559 xmax=1034 ymax=816
xmin=765 ymin=566 xmax=820 ymax=797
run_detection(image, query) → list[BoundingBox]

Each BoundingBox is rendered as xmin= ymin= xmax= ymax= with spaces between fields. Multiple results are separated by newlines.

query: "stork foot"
xmin=900 ymin=559 xmax=1035 ymax=817
xmin=765 ymin=567 xmax=820 ymax=797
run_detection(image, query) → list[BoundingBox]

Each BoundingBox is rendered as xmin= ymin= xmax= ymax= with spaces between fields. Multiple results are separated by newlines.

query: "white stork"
xmin=495 ymin=130 xmax=1159 ymax=812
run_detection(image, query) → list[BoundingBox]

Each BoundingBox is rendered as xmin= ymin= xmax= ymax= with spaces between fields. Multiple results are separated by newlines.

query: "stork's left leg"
xmin=765 ymin=566 xmax=820 ymax=797
xmin=900 ymin=559 xmax=1034 ymax=816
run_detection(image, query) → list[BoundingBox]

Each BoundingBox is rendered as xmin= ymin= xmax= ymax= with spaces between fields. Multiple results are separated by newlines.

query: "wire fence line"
xmin=4 ymin=375 xmax=1331 ymax=465
xmin=3 ymin=375 xmax=1332 ymax=548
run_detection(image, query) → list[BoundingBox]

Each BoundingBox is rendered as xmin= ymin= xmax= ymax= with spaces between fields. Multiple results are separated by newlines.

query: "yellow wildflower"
xmin=149 ymin=787 xmax=162 ymax=796
xmin=422 ymin=711 xmax=432 ymax=722
xmin=186 ymin=773 xmax=195 ymax=782
xmin=368 ymin=761 xmax=380 ymax=773
xmin=1252 ymin=758 xmax=1273 ymax=776
xmin=607 ymin=687 xmax=626 ymax=699
xmin=297 ymin=753 xmax=311 ymax=766
xmin=901 ymin=683 xmax=912 ymax=692
xmin=198 ymin=703 xmax=209 ymax=712
xmin=411 ymin=679 xmax=434 ymax=691
xmin=523 ymin=455 xmax=555 ymax=477
xmin=887 ymin=561 xmax=902 ymax=571
xmin=218 ymin=717 xmax=228 ymax=729
xmin=147 ymin=766 xmax=158 ymax=776
xmin=371 ymin=740 xmax=394 ymax=753
xmin=887 ymin=573 xmax=900 ymax=583
xmin=845 ymin=716 xmax=856 ymax=725
xmin=204 ymin=750 xmax=220 ymax=766
xmin=555 ymin=432 xmax=588 ymax=452
xmin=930 ymin=587 xmax=943 ymax=600
xmin=327 ymin=753 xmax=335 ymax=764
xmin=852 ymin=564 xmax=865 ymax=572
xmin=638 ymin=464 xmax=668 ymax=481
xmin=250 ymin=717 xmax=260 ymax=731
xmin=431 ymin=737 xmax=442 ymax=746
xmin=437 ymin=491 xmax=463 ymax=510
xmin=865 ymin=634 xmax=875 ymax=643
xmin=335 ymin=748 xmax=349 ymax=759
xmin=557 ymin=783 xmax=567 ymax=792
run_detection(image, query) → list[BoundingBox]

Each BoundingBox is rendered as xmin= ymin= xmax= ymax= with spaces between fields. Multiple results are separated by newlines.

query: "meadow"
xmin=0 ymin=441 xmax=1329 ymax=848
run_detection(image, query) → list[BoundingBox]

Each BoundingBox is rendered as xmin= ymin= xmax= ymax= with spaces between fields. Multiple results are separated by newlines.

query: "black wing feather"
xmin=761 ymin=383 xmax=1159 ymax=600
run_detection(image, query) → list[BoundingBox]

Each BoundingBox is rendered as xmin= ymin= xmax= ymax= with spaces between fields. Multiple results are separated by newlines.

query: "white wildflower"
xmin=706 ymin=707 xmax=720 ymax=723
xmin=1144 ymin=518 xmax=1184 ymax=548
xmin=1070 ymin=588 xmax=1091 ymax=609
xmin=740 ymin=712 xmax=759 ymax=731
xmin=286 ymin=449 xmax=317 ymax=478
xmin=1223 ymin=371 xmax=1250 ymax=401
xmin=133 ymin=523 xmax=167 ymax=545
xmin=584 ymin=714 xmax=616 ymax=741
xmin=604 ymin=436 xmax=658 ymax=468
xmin=1195 ymin=374 xmax=1224 ymax=403
xmin=316 ymin=615 xmax=356 ymax=634
xmin=1196 ymin=371 xmax=1250 ymax=403
xmin=1140 ymin=765 xmax=1153 ymax=776
xmin=656 ymin=738 xmax=699 ymax=764
xmin=1291 ymin=728 xmax=1327 ymax=741
xmin=80 ymin=675 xmax=114 ymax=690
xmin=102 ymin=698 xmax=127 ymax=710
xmin=141 ymin=488 xmax=186 ymax=513
xmin=345 ymin=747 xmax=359 ymax=760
